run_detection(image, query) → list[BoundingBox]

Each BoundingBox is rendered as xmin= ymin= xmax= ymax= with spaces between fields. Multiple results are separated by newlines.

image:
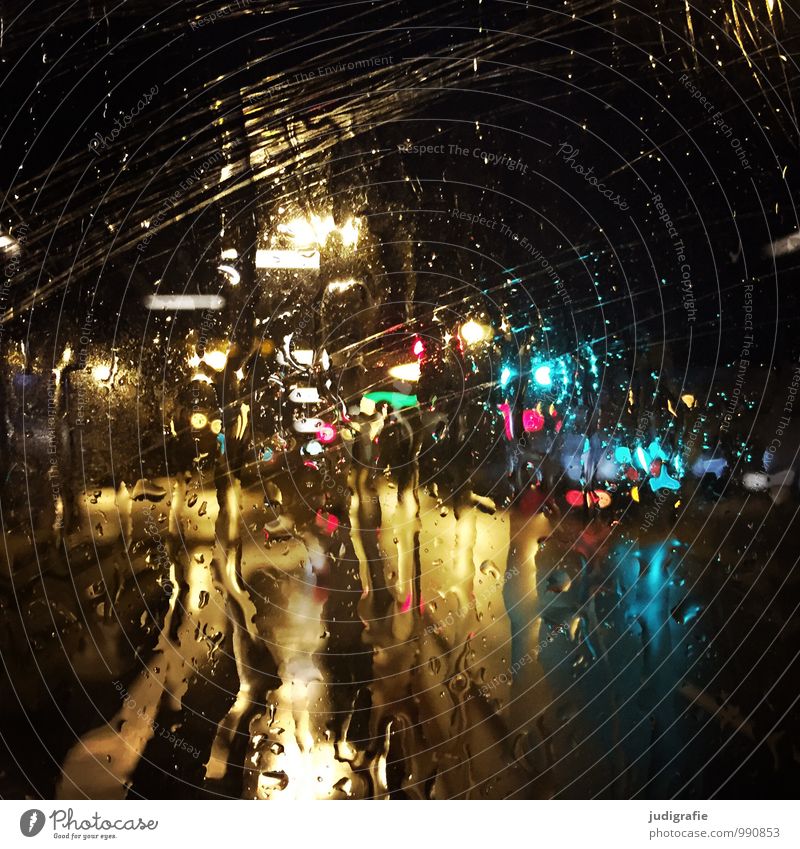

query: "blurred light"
xmin=497 ymin=402 xmax=513 ymax=440
xmin=534 ymin=365 xmax=552 ymax=386
xmin=289 ymin=386 xmax=321 ymax=403
xmin=337 ymin=217 xmax=360 ymax=248
xmin=218 ymin=264 xmax=240 ymax=286
xmin=276 ymin=214 xmax=360 ymax=249
xmin=649 ymin=465 xmax=681 ymax=492
xmin=278 ymin=215 xmax=328 ymax=247
xmin=681 ymin=393 xmax=696 ymax=408
xmin=565 ymin=490 xmax=584 ymax=507
xmin=631 ymin=486 xmax=640 ymax=502
xmin=500 ymin=366 xmax=512 ymax=388
xmin=92 ymin=364 xmax=112 ymax=382
xmin=261 ymin=447 xmax=274 ymax=462
xmin=460 ymin=319 xmax=488 ymax=346
xmin=0 ymin=233 xmax=20 ymax=253
xmin=204 ymin=350 xmax=228 ymax=371
xmin=594 ymin=489 xmax=612 ymax=509
xmin=317 ymin=423 xmax=337 ymax=444
xmin=293 ymin=417 xmax=325 ymax=434
xmin=146 ymin=294 xmax=225 ymax=310
xmin=360 ymin=396 xmax=377 ymax=415
xmin=190 ymin=413 xmax=208 ymax=429
xmin=691 ymin=456 xmax=727 ymax=478
xmin=255 ymin=249 xmax=319 ymax=269
xmin=364 ymin=391 xmax=417 ymax=409
xmin=327 ymin=279 xmax=358 ymax=293
xmin=615 ymin=446 xmax=633 ymax=465
xmin=315 ymin=509 xmax=339 ymax=535
xmin=220 ymin=248 xmax=238 ymax=260
xmin=413 ymin=338 xmax=425 ymax=357
xmin=293 ymin=349 xmax=314 ymax=367
xmin=522 ymin=408 xmax=544 ymax=432
xmin=388 ymin=362 xmax=421 ymax=382
xmin=278 ymin=214 xmax=333 ymax=247
xmin=635 ymin=446 xmax=650 ymax=471
xmin=210 ymin=419 xmax=223 ymax=435
xmin=305 ymin=440 xmax=323 ymax=456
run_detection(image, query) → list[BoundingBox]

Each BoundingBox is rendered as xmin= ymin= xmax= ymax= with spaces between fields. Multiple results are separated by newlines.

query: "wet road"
xmin=8 ymin=451 xmax=783 ymax=800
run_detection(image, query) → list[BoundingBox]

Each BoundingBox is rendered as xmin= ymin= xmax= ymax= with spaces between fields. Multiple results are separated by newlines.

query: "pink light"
xmin=317 ymin=422 xmax=337 ymax=444
xmin=565 ymin=490 xmax=584 ymax=507
xmin=522 ymin=408 xmax=545 ymax=432
xmin=497 ymin=402 xmax=514 ymax=440
xmin=413 ymin=338 xmax=425 ymax=357
xmin=315 ymin=509 xmax=339 ymax=535
xmin=400 ymin=592 xmax=413 ymax=613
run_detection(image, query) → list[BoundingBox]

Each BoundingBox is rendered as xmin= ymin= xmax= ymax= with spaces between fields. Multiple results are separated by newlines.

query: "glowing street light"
xmin=460 ymin=319 xmax=488 ymax=346
xmin=276 ymin=214 xmax=360 ymax=249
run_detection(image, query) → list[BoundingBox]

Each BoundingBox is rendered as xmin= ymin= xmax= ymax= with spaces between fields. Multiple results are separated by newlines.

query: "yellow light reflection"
xmin=326 ymin=279 xmax=358 ymax=294
xmin=460 ymin=319 xmax=488 ymax=346
xmin=91 ymin=364 xmax=112 ymax=382
xmin=203 ymin=350 xmax=228 ymax=371
xmin=276 ymin=214 xmax=360 ymax=249
xmin=388 ymin=362 xmax=421 ymax=382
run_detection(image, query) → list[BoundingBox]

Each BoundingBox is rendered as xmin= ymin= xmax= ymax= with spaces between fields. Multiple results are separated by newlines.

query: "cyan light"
xmin=615 ymin=446 xmax=633 ymax=465
xmin=649 ymin=465 xmax=681 ymax=492
xmin=500 ymin=367 xmax=512 ymax=388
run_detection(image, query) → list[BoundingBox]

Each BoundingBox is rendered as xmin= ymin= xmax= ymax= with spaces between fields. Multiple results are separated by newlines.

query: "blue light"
xmin=305 ymin=440 xmax=323 ymax=456
xmin=500 ymin=367 xmax=512 ymax=388
xmin=649 ymin=465 xmax=681 ymax=492
xmin=615 ymin=446 xmax=633 ymax=465
xmin=534 ymin=365 xmax=552 ymax=387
